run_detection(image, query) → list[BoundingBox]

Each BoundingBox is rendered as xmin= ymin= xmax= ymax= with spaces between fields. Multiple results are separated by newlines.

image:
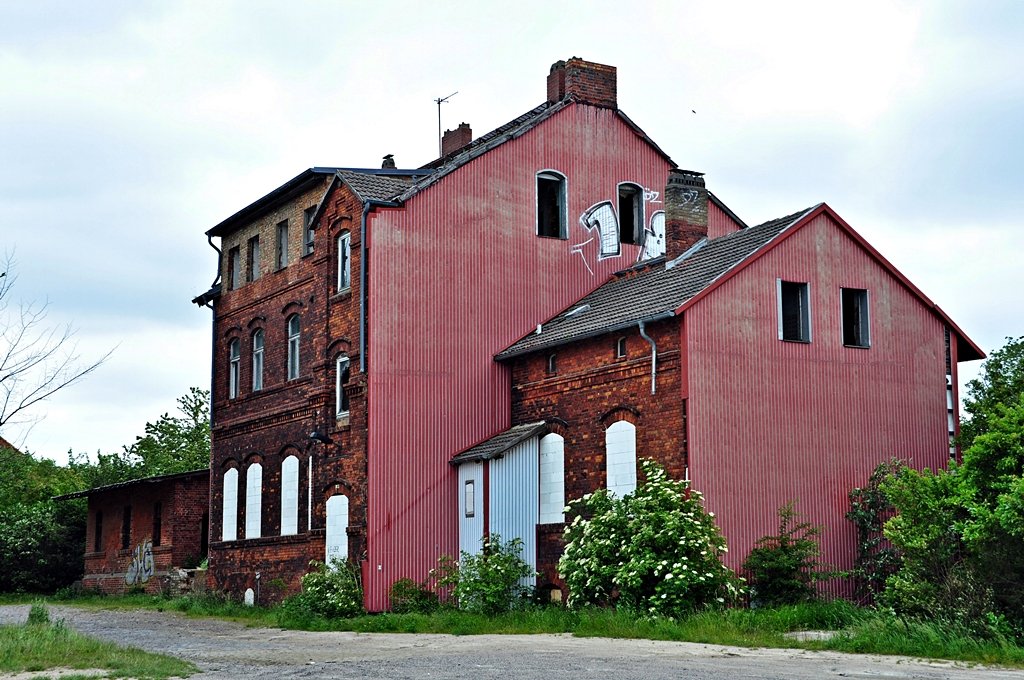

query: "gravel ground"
xmin=2 ymin=605 xmax=1023 ymax=680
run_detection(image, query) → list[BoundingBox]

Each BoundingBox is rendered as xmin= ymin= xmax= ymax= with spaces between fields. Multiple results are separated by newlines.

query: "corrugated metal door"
xmin=457 ymin=462 xmax=484 ymax=556
xmin=489 ymin=438 xmax=540 ymax=586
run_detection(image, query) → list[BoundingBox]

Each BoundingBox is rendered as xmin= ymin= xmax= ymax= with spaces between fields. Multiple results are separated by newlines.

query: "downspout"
xmin=359 ymin=200 xmax=399 ymax=373
xmin=204 ymin=234 xmax=222 ymax=416
xmin=638 ymin=320 xmax=657 ymax=395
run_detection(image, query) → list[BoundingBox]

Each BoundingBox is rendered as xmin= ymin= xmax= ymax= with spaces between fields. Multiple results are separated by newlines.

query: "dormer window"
xmin=537 ymin=171 xmax=567 ymax=239
xmin=618 ymin=183 xmax=644 ymax=245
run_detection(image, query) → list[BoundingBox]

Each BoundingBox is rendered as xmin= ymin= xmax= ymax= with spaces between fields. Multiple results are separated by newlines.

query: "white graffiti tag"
xmin=579 ymin=201 xmax=620 ymax=260
xmin=639 ymin=211 xmax=666 ymax=261
xmin=124 ymin=538 xmax=155 ymax=585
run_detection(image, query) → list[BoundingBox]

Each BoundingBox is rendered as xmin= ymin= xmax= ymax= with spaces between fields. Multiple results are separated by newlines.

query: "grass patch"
xmin=0 ymin=603 xmax=195 ymax=679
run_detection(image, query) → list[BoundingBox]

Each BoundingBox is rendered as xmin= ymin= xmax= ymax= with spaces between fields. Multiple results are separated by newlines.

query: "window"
xmin=618 ymin=183 xmax=644 ymax=245
xmin=276 ymin=220 xmax=289 ymax=269
xmin=616 ymin=336 xmax=627 ymax=358
xmin=777 ymin=280 xmax=811 ymax=343
xmin=325 ymin=494 xmax=349 ymax=562
xmin=152 ymin=502 xmax=162 ymax=547
xmin=93 ymin=511 xmax=103 ymax=552
xmin=303 ymin=206 xmax=316 ymax=256
xmin=539 ymin=433 xmax=565 ymax=523
xmin=281 ymin=455 xmax=299 ymax=536
xmin=337 ymin=232 xmax=351 ymax=291
xmin=464 ymin=480 xmax=475 ymax=518
xmin=287 ymin=315 xmax=300 ymax=380
xmin=251 ymin=330 xmax=264 ymax=391
xmin=121 ymin=505 xmax=132 ymax=549
xmin=246 ymin=236 xmax=261 ymax=282
xmin=228 ymin=339 xmax=240 ymax=399
xmin=547 ymin=353 xmax=557 ymax=374
xmin=336 ymin=355 xmax=350 ymax=417
xmin=228 ymin=246 xmax=241 ymax=290
xmin=245 ymin=463 xmax=262 ymax=539
xmin=841 ymin=288 xmax=870 ymax=348
xmin=222 ymin=468 xmax=238 ymax=541
xmin=536 ymin=171 xmax=567 ymax=239
xmin=605 ymin=420 xmax=637 ymax=496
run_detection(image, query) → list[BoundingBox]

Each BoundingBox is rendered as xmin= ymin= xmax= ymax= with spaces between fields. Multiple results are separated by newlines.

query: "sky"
xmin=2 ymin=1 xmax=1021 ymax=463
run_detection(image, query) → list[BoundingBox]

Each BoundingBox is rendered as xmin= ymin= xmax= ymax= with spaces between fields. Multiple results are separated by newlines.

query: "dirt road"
xmin=1 ymin=605 xmax=1021 ymax=679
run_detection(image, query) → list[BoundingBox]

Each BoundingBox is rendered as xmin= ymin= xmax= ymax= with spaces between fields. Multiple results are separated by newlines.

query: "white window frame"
xmin=464 ymin=480 xmax=475 ymax=518
xmin=536 ymin=170 xmax=568 ymax=239
xmin=337 ymin=232 xmax=351 ymax=292
xmin=616 ymin=336 xmax=627 ymax=359
xmin=777 ymin=279 xmax=812 ymax=343
xmin=336 ymin=355 xmax=350 ymax=417
xmin=245 ymin=462 xmax=262 ymax=539
xmin=287 ymin=315 xmax=300 ymax=380
xmin=251 ymin=330 xmax=264 ymax=392
xmin=228 ymin=339 xmax=240 ymax=399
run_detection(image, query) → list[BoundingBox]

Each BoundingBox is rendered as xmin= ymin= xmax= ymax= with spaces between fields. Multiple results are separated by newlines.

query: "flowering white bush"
xmin=558 ymin=459 xmax=744 ymax=617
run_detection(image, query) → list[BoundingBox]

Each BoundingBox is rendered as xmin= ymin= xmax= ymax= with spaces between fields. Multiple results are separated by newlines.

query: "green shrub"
xmin=26 ymin=602 xmax=50 ymax=626
xmin=846 ymin=460 xmax=902 ymax=603
xmin=742 ymin=502 xmax=823 ymax=607
xmin=389 ymin=577 xmax=439 ymax=614
xmin=282 ymin=559 xmax=364 ymax=619
xmin=558 ymin=459 xmax=743 ymax=617
xmin=434 ymin=534 xmax=534 ymax=615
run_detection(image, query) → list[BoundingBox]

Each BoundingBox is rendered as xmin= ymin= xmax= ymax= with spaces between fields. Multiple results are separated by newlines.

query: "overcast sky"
xmin=3 ymin=1 xmax=1021 ymax=463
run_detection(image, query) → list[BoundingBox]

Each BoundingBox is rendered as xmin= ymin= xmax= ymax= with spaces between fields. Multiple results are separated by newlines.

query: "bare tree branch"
xmin=0 ymin=253 xmax=112 ymax=433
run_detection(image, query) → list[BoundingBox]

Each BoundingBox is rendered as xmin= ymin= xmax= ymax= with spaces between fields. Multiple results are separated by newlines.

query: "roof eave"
xmin=496 ymin=311 xmax=676 ymax=362
xmin=206 ymin=169 xmax=336 ymax=237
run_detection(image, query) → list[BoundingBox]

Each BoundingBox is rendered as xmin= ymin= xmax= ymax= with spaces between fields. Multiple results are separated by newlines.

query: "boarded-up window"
xmin=605 ymin=421 xmax=637 ymax=497
xmin=281 ymin=455 xmax=299 ymax=536
xmin=325 ymin=495 xmax=349 ymax=563
xmin=539 ymin=433 xmax=565 ymax=524
xmin=245 ymin=463 xmax=262 ymax=539
xmin=222 ymin=468 xmax=238 ymax=541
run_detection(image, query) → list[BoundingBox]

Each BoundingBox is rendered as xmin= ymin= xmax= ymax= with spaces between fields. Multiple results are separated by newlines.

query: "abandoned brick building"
xmin=181 ymin=57 xmax=983 ymax=608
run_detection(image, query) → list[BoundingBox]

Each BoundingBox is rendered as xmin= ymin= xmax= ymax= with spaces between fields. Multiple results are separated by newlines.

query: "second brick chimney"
xmin=441 ymin=122 xmax=473 ymax=157
xmin=665 ymin=169 xmax=708 ymax=261
xmin=546 ymin=58 xmax=617 ymax=109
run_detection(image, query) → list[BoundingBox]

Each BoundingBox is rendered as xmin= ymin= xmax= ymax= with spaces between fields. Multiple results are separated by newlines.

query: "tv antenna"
xmin=435 ymin=91 xmax=458 ymax=157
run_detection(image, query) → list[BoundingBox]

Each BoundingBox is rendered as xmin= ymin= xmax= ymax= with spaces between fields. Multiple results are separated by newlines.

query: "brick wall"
xmin=209 ymin=176 xmax=368 ymax=603
xmin=510 ymin=317 xmax=685 ymax=588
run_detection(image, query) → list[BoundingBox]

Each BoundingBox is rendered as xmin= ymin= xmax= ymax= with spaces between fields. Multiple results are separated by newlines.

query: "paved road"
xmin=1 ymin=605 xmax=1022 ymax=679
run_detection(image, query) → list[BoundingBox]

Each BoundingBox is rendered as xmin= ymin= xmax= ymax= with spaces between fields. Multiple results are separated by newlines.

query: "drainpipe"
xmin=203 ymin=234 xmax=222 ymax=413
xmin=638 ymin=320 xmax=657 ymax=394
xmin=359 ymin=200 xmax=399 ymax=373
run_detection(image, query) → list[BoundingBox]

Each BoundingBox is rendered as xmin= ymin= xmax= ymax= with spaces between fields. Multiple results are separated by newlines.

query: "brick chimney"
xmin=665 ymin=169 xmax=708 ymax=261
xmin=441 ymin=122 xmax=472 ymax=156
xmin=546 ymin=57 xmax=617 ymax=109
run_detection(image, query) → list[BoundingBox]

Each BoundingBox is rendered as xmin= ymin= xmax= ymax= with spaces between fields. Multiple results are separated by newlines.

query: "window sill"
xmin=332 ymin=288 xmax=352 ymax=301
xmin=536 ymin=233 xmax=568 ymax=240
xmin=843 ymin=343 xmax=871 ymax=350
xmin=335 ymin=413 xmax=351 ymax=428
xmin=780 ymin=338 xmax=811 ymax=344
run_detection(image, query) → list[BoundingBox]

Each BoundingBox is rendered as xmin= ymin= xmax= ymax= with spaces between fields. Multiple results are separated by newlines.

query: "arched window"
xmin=222 ymin=468 xmax=238 ymax=541
xmin=605 ymin=420 xmax=637 ymax=496
xmin=325 ymin=494 xmax=349 ymax=564
xmin=536 ymin=170 xmax=567 ymax=239
xmin=281 ymin=455 xmax=299 ymax=536
xmin=337 ymin=232 xmax=351 ymax=292
xmin=539 ymin=433 xmax=565 ymax=524
xmin=228 ymin=339 xmax=240 ymax=399
xmin=617 ymin=182 xmax=644 ymax=245
xmin=336 ymin=355 xmax=351 ymax=417
xmin=251 ymin=330 xmax=264 ymax=391
xmin=245 ymin=463 xmax=262 ymax=539
xmin=287 ymin=315 xmax=300 ymax=380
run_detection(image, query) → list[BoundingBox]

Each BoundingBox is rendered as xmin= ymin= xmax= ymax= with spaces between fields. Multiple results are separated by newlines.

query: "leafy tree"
xmin=960 ymin=336 xmax=1024 ymax=445
xmin=742 ymin=501 xmax=823 ymax=607
xmin=559 ymin=459 xmax=743 ymax=617
xmin=846 ymin=460 xmax=902 ymax=603
xmin=124 ymin=386 xmax=211 ymax=476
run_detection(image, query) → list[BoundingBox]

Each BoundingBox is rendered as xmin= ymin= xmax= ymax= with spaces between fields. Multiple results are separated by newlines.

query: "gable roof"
xmin=498 ymin=207 xmax=814 ymax=360
xmin=498 ymin=203 xmax=985 ymax=362
xmin=450 ymin=421 xmax=548 ymax=465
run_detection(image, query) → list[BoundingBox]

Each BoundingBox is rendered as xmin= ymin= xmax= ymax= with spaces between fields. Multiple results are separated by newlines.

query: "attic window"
xmin=303 ymin=206 xmax=316 ymax=256
xmin=537 ymin=171 xmax=567 ymax=239
xmin=777 ymin=280 xmax=811 ymax=343
xmin=616 ymin=336 xmax=627 ymax=358
xmin=547 ymin=353 xmax=557 ymax=375
xmin=841 ymin=288 xmax=870 ymax=348
xmin=228 ymin=246 xmax=241 ymax=290
xmin=618 ymin=183 xmax=644 ymax=245
xmin=565 ymin=304 xmax=590 ymax=319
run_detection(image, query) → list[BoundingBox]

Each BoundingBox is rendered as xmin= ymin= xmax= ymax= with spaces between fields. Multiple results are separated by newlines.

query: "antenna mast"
xmin=435 ymin=91 xmax=458 ymax=157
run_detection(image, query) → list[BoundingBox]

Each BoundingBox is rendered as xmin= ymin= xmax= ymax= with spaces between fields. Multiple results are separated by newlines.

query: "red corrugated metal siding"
xmin=685 ymin=213 xmax=952 ymax=596
xmin=364 ymin=104 xmax=673 ymax=609
xmin=707 ymin=201 xmax=743 ymax=239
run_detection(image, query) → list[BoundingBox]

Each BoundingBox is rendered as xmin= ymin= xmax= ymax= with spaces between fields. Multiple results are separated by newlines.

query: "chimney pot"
xmin=441 ymin=122 xmax=473 ymax=157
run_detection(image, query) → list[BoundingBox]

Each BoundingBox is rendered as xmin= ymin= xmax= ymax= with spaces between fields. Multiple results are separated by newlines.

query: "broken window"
xmin=303 ymin=206 xmax=316 ymax=256
xmin=247 ymin=236 xmax=261 ymax=282
xmin=337 ymin=232 xmax=351 ymax=291
xmin=536 ymin=171 xmax=567 ymax=239
xmin=287 ymin=315 xmax=300 ymax=380
xmin=778 ymin=280 xmax=811 ymax=343
xmin=228 ymin=339 xmax=240 ymax=399
xmin=228 ymin=246 xmax=241 ymax=290
xmin=618 ymin=183 xmax=644 ymax=245
xmin=841 ymin=288 xmax=870 ymax=348
xmin=276 ymin=220 xmax=289 ymax=269
xmin=336 ymin=355 xmax=351 ymax=417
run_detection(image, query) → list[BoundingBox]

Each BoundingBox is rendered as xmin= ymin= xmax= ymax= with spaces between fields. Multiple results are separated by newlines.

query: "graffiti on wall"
xmin=571 ymin=186 xmax=665 ymax=274
xmin=124 ymin=538 xmax=155 ymax=585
